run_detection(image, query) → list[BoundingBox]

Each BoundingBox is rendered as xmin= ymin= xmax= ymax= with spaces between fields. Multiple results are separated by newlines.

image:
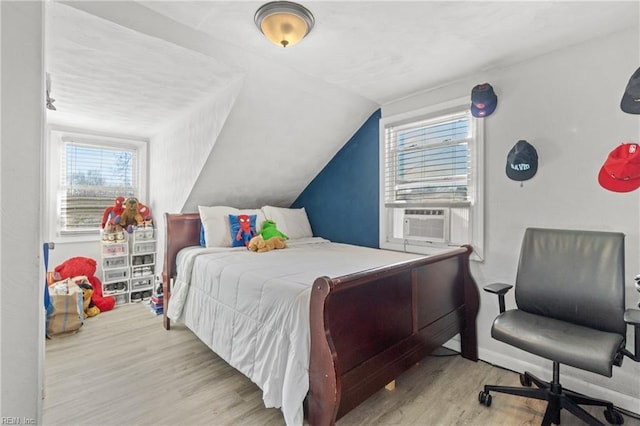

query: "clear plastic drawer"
xmin=103 ymin=267 xmax=129 ymax=283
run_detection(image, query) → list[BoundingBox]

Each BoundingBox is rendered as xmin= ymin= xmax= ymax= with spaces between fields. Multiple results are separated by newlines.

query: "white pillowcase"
xmin=261 ymin=206 xmax=313 ymax=239
xmin=198 ymin=205 xmax=266 ymax=247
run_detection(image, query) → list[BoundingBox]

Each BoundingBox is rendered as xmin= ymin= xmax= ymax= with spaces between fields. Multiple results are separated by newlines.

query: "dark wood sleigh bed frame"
xmin=162 ymin=212 xmax=480 ymax=425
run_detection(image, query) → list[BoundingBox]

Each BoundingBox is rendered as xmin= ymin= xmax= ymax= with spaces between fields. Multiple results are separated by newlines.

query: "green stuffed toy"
xmin=260 ymin=220 xmax=288 ymax=240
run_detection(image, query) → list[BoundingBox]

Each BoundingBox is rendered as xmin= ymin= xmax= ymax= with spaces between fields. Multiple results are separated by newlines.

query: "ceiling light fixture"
xmin=254 ymin=1 xmax=314 ymax=48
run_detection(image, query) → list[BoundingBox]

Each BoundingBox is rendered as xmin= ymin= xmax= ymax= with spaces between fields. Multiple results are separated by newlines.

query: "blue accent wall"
xmin=291 ymin=109 xmax=380 ymax=248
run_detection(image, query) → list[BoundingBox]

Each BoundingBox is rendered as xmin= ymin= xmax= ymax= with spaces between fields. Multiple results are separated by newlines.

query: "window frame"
xmin=46 ymin=129 xmax=148 ymax=243
xmin=379 ymin=97 xmax=485 ymax=261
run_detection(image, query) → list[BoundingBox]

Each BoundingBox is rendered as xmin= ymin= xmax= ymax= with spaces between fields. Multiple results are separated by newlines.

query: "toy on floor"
xmin=55 ymin=256 xmax=115 ymax=313
xmin=76 ymin=279 xmax=100 ymax=317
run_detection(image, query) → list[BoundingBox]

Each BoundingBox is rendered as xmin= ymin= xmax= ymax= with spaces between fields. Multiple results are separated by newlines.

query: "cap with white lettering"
xmin=506 ymin=140 xmax=538 ymax=181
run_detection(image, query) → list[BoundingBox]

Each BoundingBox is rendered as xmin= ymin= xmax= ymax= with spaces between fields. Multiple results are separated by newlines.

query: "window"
xmin=47 ymin=131 xmax=148 ymax=241
xmin=379 ymin=98 xmax=484 ymax=260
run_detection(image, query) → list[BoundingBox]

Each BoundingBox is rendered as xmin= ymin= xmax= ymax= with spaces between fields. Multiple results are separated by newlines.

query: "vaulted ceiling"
xmin=45 ymin=1 xmax=639 ymax=139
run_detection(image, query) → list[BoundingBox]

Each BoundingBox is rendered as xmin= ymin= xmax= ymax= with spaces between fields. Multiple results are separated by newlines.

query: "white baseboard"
xmin=443 ymin=336 xmax=461 ymax=353
xmin=477 ymin=346 xmax=640 ymax=416
xmin=442 ymin=337 xmax=640 ymax=415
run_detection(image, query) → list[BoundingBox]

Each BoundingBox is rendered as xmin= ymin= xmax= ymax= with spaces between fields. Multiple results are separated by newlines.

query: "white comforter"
xmin=167 ymin=237 xmax=422 ymax=425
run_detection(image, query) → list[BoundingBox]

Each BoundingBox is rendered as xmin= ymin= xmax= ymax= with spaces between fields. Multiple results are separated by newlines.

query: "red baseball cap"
xmin=598 ymin=143 xmax=640 ymax=192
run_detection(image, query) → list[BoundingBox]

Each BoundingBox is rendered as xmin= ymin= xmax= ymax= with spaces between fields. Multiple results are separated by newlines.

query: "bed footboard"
xmin=162 ymin=213 xmax=479 ymax=425
xmin=307 ymin=245 xmax=479 ymax=425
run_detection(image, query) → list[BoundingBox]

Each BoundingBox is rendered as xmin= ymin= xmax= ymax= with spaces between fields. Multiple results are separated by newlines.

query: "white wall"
xmin=148 ymin=77 xmax=243 ymax=268
xmin=149 ymin=59 xmax=377 ymax=275
xmin=384 ymin=28 xmax=640 ymax=411
xmin=182 ymin=63 xmax=377 ymax=212
xmin=0 ymin=1 xmax=44 ymax=421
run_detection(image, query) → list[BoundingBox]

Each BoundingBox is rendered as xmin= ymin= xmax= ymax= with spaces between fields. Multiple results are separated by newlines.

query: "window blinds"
xmin=59 ymin=141 xmax=137 ymax=233
xmin=383 ymin=111 xmax=472 ymax=205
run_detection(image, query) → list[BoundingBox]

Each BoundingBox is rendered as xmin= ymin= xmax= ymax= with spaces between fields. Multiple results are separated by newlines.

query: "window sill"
xmin=380 ymin=240 xmax=484 ymax=262
xmin=52 ymin=232 xmax=101 ymax=245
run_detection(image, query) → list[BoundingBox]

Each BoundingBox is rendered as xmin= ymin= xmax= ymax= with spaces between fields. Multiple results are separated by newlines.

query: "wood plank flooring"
xmin=43 ymin=303 xmax=640 ymax=426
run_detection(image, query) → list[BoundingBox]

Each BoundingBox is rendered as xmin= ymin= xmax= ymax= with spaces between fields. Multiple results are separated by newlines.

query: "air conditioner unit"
xmin=403 ymin=208 xmax=449 ymax=243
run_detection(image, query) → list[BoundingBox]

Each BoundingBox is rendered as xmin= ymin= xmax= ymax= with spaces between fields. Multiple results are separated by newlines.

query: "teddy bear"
xmin=54 ymin=256 xmax=115 ymax=312
xmin=248 ymin=235 xmax=287 ymax=253
xmin=117 ymin=197 xmax=144 ymax=232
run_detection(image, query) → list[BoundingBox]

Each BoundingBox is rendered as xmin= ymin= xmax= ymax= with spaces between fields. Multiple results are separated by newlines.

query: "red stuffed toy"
xmin=54 ymin=256 xmax=115 ymax=312
xmin=102 ymin=196 xmax=153 ymax=232
xmin=101 ymin=196 xmax=125 ymax=230
xmin=137 ymin=201 xmax=152 ymax=222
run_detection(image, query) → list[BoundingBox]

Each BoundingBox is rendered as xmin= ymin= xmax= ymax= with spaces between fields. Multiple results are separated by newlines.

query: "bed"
xmin=162 ymin=210 xmax=480 ymax=425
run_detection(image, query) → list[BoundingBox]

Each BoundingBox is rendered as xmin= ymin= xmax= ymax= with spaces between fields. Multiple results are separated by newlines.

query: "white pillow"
xmin=261 ymin=206 xmax=313 ymax=239
xmin=198 ymin=205 xmax=266 ymax=247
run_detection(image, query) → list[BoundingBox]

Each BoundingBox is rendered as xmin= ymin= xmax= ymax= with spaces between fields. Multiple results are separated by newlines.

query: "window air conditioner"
xmin=403 ymin=208 xmax=449 ymax=243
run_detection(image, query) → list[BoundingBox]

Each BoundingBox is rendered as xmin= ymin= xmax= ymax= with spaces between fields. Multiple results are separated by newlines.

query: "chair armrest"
xmin=484 ymin=283 xmax=513 ymax=295
xmin=623 ymin=308 xmax=640 ymax=362
xmin=483 ymin=283 xmax=514 ymax=313
xmin=624 ymin=309 xmax=640 ymax=326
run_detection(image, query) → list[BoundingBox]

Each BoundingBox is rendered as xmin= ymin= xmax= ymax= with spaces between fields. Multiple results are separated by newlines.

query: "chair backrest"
xmin=515 ymin=227 xmax=626 ymax=336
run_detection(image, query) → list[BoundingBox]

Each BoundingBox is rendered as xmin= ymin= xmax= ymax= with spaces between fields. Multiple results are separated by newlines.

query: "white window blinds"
xmin=59 ymin=141 xmax=138 ymax=234
xmin=383 ymin=110 xmax=472 ymax=205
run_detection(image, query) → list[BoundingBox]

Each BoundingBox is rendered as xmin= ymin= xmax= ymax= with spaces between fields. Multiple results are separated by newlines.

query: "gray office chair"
xmin=479 ymin=228 xmax=640 ymax=425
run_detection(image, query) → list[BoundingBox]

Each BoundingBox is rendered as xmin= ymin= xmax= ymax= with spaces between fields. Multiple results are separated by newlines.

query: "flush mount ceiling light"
xmin=254 ymin=1 xmax=314 ymax=48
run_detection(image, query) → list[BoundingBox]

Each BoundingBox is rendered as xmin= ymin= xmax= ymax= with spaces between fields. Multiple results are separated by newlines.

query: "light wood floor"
xmin=43 ymin=303 xmax=640 ymax=426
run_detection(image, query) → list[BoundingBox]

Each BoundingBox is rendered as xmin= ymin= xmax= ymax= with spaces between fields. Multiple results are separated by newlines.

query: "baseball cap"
xmin=506 ymin=140 xmax=538 ymax=181
xmin=621 ymin=67 xmax=640 ymax=114
xmin=598 ymin=143 xmax=640 ymax=192
xmin=471 ymin=83 xmax=498 ymax=118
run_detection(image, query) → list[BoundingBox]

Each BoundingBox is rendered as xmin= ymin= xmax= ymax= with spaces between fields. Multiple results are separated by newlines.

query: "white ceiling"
xmin=46 ymin=1 xmax=639 ymax=138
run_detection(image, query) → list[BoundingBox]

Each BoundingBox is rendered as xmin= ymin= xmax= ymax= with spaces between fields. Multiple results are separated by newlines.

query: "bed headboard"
xmin=162 ymin=212 xmax=201 ymax=284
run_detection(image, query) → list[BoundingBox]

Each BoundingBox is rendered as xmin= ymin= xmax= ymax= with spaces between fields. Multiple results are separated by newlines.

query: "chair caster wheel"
xmin=604 ymin=408 xmax=624 ymax=425
xmin=478 ymin=391 xmax=492 ymax=407
xmin=519 ymin=373 xmax=532 ymax=387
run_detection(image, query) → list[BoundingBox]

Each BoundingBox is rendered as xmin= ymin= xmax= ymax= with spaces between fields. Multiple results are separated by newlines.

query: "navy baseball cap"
xmin=506 ymin=140 xmax=538 ymax=181
xmin=621 ymin=67 xmax=640 ymax=114
xmin=471 ymin=83 xmax=498 ymax=118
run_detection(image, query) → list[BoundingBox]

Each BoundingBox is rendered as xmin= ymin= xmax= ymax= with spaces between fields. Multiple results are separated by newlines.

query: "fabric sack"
xmin=46 ymin=279 xmax=84 ymax=337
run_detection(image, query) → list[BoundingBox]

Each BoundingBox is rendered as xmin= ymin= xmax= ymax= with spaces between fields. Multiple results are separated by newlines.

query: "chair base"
xmin=479 ymin=368 xmax=625 ymax=425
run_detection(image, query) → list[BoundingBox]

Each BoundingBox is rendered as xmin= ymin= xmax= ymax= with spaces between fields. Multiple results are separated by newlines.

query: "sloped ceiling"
xmin=46 ymin=1 xmax=245 ymax=138
xmin=44 ymin=1 xmax=639 ymax=211
xmin=46 ymin=1 xmax=639 ymax=138
xmin=140 ymin=0 xmax=639 ymax=104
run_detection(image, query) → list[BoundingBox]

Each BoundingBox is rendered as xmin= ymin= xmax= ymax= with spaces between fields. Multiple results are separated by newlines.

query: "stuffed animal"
xmin=248 ymin=235 xmax=268 ymax=252
xmin=260 ymin=220 xmax=288 ymax=240
xmin=265 ymin=236 xmax=287 ymax=250
xmin=137 ymin=201 xmax=152 ymax=222
xmin=76 ymin=280 xmax=100 ymax=317
xmin=248 ymin=235 xmax=287 ymax=253
xmin=55 ymin=256 xmax=115 ymax=312
xmin=118 ymin=197 xmax=144 ymax=232
xmin=101 ymin=196 xmax=125 ymax=231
